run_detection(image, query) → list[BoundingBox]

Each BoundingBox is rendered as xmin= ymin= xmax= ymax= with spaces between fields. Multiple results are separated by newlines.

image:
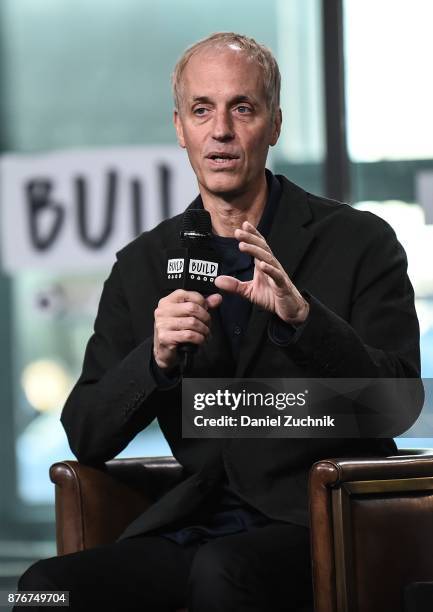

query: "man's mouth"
xmin=206 ymin=153 xmax=240 ymax=164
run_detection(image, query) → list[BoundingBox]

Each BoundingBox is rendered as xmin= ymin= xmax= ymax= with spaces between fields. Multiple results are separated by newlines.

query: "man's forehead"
xmin=181 ymin=48 xmax=264 ymax=96
xmin=187 ymin=45 xmax=254 ymax=68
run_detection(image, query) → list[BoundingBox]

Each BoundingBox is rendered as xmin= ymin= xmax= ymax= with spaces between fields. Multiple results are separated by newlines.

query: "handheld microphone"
xmin=165 ymin=209 xmax=221 ymax=375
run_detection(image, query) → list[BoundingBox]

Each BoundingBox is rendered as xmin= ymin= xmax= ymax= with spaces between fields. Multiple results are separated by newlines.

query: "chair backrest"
xmin=309 ymin=449 xmax=433 ymax=612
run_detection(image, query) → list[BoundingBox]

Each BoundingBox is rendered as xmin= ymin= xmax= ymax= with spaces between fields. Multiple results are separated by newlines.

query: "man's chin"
xmin=200 ymin=175 xmax=247 ymax=199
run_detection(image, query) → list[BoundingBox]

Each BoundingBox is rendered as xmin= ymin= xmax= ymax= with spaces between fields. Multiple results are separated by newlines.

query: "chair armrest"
xmin=311 ymin=448 xmax=433 ymax=486
xmin=308 ymin=448 xmax=433 ymax=612
xmin=49 ymin=456 xmax=184 ymax=555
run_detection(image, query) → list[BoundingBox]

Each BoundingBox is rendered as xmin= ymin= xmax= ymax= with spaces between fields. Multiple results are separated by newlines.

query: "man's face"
xmin=174 ymin=48 xmax=281 ymax=199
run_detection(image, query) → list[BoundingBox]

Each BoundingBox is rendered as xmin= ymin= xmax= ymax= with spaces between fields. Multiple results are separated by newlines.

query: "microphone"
xmin=165 ymin=209 xmax=221 ymax=375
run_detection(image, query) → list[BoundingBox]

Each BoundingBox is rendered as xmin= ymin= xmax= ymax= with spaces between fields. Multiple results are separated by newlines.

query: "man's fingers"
xmin=161 ymin=316 xmax=210 ymax=337
xmin=167 ymin=289 xmax=208 ymax=306
xmin=259 ymin=261 xmax=286 ymax=289
xmin=166 ymin=301 xmax=211 ymax=324
xmin=214 ymin=275 xmax=239 ymax=293
xmin=206 ymin=293 xmax=223 ymax=308
xmin=241 ymin=220 xmax=265 ymax=240
xmin=154 ymin=291 xmax=217 ymax=370
xmin=163 ymin=329 xmax=208 ymax=346
xmin=234 ymin=227 xmax=271 ymax=253
xmin=214 ymin=275 xmax=249 ymax=298
xmin=239 ymin=241 xmax=275 ymax=265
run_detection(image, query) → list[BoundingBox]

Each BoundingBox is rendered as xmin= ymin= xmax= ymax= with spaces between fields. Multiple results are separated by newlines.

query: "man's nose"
xmin=211 ymin=108 xmax=234 ymax=141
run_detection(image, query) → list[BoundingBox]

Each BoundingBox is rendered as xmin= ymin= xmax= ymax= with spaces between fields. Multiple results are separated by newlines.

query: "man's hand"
xmin=214 ymin=221 xmax=309 ymax=325
xmin=153 ymin=289 xmax=222 ymax=371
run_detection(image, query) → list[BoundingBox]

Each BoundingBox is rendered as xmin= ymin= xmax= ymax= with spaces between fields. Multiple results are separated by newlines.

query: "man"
xmin=16 ymin=32 xmax=420 ymax=612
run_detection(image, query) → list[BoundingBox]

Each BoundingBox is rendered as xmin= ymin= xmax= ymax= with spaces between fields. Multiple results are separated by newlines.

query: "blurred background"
xmin=0 ymin=0 xmax=432 ymax=594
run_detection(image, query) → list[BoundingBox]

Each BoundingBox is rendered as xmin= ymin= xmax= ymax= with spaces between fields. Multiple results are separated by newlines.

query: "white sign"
xmin=0 ymin=146 xmax=197 ymax=273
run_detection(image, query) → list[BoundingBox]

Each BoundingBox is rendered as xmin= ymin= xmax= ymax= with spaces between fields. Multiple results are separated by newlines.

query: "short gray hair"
xmin=172 ymin=32 xmax=281 ymax=119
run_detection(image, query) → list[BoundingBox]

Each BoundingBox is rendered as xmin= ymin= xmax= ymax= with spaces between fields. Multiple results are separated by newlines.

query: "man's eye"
xmin=236 ymin=106 xmax=251 ymax=114
xmin=193 ymin=107 xmax=208 ymax=116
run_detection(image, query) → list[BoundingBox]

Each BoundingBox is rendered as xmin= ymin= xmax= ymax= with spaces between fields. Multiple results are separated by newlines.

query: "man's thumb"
xmin=214 ymin=275 xmax=239 ymax=294
xmin=206 ymin=293 xmax=223 ymax=309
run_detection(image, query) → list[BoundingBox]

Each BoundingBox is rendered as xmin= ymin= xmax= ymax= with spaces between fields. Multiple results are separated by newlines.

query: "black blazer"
xmin=60 ymin=175 xmax=420 ymax=541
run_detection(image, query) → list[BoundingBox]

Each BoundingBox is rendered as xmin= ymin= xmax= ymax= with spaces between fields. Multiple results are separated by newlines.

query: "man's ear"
xmin=270 ymin=107 xmax=282 ymax=147
xmin=173 ymin=110 xmax=186 ymax=148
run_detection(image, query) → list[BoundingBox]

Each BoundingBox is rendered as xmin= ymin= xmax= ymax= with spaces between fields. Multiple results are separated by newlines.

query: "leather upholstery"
xmin=49 ymin=456 xmax=184 ymax=554
xmin=50 ymin=449 xmax=433 ymax=612
xmin=308 ymin=448 xmax=433 ymax=612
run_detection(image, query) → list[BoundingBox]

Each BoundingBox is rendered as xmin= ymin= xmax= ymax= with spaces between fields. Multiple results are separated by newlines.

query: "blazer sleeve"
xmin=268 ymin=217 xmax=421 ymax=379
xmin=60 ymin=260 xmax=180 ymax=466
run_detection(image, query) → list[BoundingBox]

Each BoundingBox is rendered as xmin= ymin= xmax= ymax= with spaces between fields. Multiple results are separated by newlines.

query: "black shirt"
xmin=209 ymin=169 xmax=281 ymax=359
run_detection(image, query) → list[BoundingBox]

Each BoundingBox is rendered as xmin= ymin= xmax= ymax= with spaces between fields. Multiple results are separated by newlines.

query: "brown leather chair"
xmin=50 ymin=448 xmax=433 ymax=612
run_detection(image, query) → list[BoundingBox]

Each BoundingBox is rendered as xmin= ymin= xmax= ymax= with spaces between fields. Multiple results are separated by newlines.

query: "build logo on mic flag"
xmin=166 ymin=247 xmax=220 ymax=295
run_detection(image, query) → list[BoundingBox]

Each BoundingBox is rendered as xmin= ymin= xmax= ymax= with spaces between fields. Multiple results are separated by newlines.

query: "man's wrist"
xmin=151 ymin=353 xmax=181 ymax=388
xmin=280 ymin=298 xmax=310 ymax=327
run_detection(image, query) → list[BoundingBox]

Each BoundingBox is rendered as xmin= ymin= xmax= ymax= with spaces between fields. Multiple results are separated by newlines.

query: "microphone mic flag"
xmin=166 ymin=209 xmax=220 ymax=295
xmin=165 ymin=209 xmax=221 ymax=374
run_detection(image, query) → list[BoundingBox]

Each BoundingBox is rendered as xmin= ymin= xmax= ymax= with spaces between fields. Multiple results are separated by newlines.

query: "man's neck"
xmin=199 ymin=174 xmax=268 ymax=238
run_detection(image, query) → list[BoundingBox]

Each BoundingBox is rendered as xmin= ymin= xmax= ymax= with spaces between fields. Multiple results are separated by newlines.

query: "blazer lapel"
xmin=234 ymin=177 xmax=316 ymax=377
